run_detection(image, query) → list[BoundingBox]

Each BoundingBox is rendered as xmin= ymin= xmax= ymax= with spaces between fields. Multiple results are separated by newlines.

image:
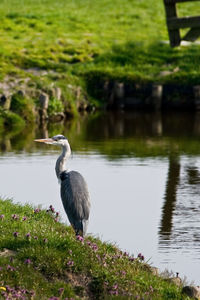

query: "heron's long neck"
xmin=55 ymin=141 xmax=71 ymax=179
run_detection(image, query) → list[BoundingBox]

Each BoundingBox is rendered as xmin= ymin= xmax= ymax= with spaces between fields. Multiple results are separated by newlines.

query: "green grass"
xmin=0 ymin=198 xmax=189 ymax=299
xmin=0 ymin=0 xmax=200 ymax=97
xmin=0 ymin=0 xmax=200 ymax=132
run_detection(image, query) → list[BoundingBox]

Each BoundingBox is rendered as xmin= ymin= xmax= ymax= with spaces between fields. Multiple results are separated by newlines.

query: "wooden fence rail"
xmin=163 ymin=0 xmax=200 ymax=46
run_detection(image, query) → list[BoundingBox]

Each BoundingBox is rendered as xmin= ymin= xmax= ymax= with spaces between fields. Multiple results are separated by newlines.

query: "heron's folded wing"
xmin=60 ymin=171 xmax=90 ymax=223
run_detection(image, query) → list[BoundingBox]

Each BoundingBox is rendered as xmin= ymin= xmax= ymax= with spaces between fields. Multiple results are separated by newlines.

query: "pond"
xmin=0 ymin=111 xmax=200 ymax=284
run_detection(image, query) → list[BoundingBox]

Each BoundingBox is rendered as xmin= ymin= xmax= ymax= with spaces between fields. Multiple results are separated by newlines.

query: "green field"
xmin=0 ymin=0 xmax=200 ymax=88
xmin=0 ymin=0 xmax=200 ymax=129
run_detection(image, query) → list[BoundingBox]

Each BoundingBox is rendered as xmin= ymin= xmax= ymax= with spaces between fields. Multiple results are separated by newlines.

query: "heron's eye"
xmin=52 ymin=135 xmax=67 ymax=141
xmin=52 ymin=137 xmax=58 ymax=141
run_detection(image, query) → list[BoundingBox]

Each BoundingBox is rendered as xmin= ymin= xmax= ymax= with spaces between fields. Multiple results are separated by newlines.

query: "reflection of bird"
xmin=35 ymin=134 xmax=90 ymax=236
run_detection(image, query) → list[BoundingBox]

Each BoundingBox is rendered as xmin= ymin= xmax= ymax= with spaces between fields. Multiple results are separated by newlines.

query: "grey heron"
xmin=34 ymin=134 xmax=90 ymax=236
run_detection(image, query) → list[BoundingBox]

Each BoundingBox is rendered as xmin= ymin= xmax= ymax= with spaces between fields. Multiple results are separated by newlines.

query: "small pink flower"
xmin=121 ymin=270 xmax=126 ymax=276
xmin=149 ymin=285 xmax=154 ymax=293
xmin=24 ymin=258 xmax=31 ymax=264
xmin=0 ymin=214 xmax=4 ymax=219
xmin=13 ymin=231 xmax=19 ymax=237
xmin=129 ymin=257 xmax=135 ymax=262
xmin=22 ymin=216 xmax=27 ymax=221
xmin=7 ymin=265 xmax=15 ymax=271
xmin=67 ymin=260 xmax=74 ymax=266
xmin=138 ymin=253 xmax=144 ymax=261
xmin=76 ymin=235 xmax=84 ymax=242
xmin=12 ymin=214 xmax=19 ymax=220
xmin=92 ymin=243 xmax=98 ymax=251
xmin=34 ymin=208 xmax=40 ymax=213
xmin=58 ymin=288 xmax=64 ymax=295
xmin=49 ymin=205 xmax=55 ymax=213
xmin=43 ymin=238 xmax=48 ymax=243
xmin=25 ymin=233 xmax=31 ymax=239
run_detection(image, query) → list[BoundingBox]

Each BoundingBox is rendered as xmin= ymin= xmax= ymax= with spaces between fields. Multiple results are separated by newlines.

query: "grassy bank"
xmin=0 ymin=0 xmax=200 ymax=127
xmin=0 ymin=0 xmax=200 ymax=84
xmin=0 ymin=198 xmax=189 ymax=299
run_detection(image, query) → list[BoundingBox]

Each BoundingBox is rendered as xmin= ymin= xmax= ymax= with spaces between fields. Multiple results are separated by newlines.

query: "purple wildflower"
xmin=12 ymin=214 xmax=19 ymax=220
xmin=121 ymin=270 xmax=126 ymax=276
xmin=5 ymin=285 xmax=12 ymax=292
xmin=49 ymin=205 xmax=55 ymax=213
xmin=25 ymin=233 xmax=31 ymax=239
xmin=20 ymin=289 xmax=26 ymax=294
xmin=34 ymin=208 xmax=41 ymax=213
xmin=149 ymin=285 xmax=154 ymax=293
xmin=13 ymin=231 xmax=19 ymax=238
xmin=91 ymin=243 xmax=98 ymax=251
xmin=76 ymin=235 xmax=84 ymax=242
xmin=67 ymin=260 xmax=74 ymax=266
xmin=129 ymin=256 xmax=135 ymax=262
xmin=43 ymin=238 xmax=48 ymax=243
xmin=7 ymin=265 xmax=15 ymax=271
xmin=0 ymin=214 xmax=4 ymax=219
xmin=22 ymin=216 xmax=27 ymax=221
xmin=109 ymin=290 xmax=118 ymax=295
xmin=112 ymin=284 xmax=118 ymax=290
xmin=34 ymin=236 xmax=38 ymax=240
xmin=24 ymin=258 xmax=31 ymax=264
xmin=58 ymin=288 xmax=64 ymax=295
xmin=96 ymin=254 xmax=101 ymax=261
xmin=56 ymin=212 xmax=59 ymax=217
xmin=138 ymin=253 xmax=144 ymax=261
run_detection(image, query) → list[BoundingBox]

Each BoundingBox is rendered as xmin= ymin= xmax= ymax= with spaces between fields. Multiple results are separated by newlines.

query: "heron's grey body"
xmin=60 ymin=171 xmax=90 ymax=236
xmin=34 ymin=134 xmax=91 ymax=236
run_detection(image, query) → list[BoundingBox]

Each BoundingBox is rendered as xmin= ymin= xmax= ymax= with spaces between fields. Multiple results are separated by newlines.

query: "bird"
xmin=34 ymin=134 xmax=90 ymax=236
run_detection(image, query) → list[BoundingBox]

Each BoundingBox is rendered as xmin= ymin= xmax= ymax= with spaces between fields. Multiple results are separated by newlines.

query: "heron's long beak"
xmin=34 ymin=138 xmax=54 ymax=144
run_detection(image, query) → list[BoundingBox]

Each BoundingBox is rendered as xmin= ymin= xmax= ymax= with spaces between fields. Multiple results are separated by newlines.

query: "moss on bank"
xmin=0 ymin=198 xmax=189 ymax=299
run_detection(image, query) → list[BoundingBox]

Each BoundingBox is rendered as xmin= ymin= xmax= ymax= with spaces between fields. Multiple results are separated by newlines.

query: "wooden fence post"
xmin=163 ymin=0 xmax=200 ymax=47
xmin=163 ymin=0 xmax=181 ymax=47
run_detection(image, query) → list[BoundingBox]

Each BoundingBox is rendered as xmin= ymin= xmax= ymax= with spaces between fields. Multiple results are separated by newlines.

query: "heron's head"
xmin=34 ymin=134 xmax=68 ymax=146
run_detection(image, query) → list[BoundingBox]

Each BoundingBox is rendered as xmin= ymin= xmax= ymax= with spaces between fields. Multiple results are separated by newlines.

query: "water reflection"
xmin=159 ymin=156 xmax=180 ymax=239
xmin=1 ymin=111 xmax=200 ymax=282
xmin=1 ymin=111 xmax=200 ymax=156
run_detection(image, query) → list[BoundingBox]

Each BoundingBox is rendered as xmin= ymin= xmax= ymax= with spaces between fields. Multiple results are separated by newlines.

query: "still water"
xmin=0 ymin=112 xmax=200 ymax=283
